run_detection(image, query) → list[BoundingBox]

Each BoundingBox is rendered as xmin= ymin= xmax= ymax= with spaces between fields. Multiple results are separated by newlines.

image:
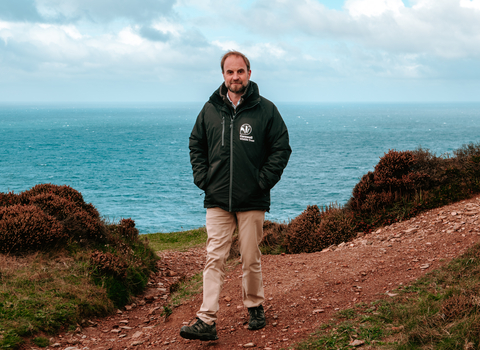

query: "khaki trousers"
xmin=197 ymin=207 xmax=265 ymax=325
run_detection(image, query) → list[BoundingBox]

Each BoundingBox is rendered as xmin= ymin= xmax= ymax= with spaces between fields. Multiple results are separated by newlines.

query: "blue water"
xmin=1 ymin=103 xmax=479 ymax=233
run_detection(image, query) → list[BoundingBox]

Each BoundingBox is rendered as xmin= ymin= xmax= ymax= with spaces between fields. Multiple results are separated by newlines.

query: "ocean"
xmin=1 ymin=102 xmax=479 ymax=234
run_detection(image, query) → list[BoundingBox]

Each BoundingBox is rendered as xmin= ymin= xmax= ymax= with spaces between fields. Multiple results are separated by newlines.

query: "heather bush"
xmin=284 ymin=205 xmax=321 ymax=254
xmin=118 ymin=218 xmax=139 ymax=241
xmin=90 ymin=220 xmax=158 ymax=307
xmin=284 ymin=142 xmax=480 ymax=253
xmin=260 ymin=220 xmax=288 ymax=254
xmin=0 ymin=205 xmax=66 ymax=253
xmin=28 ymin=193 xmax=104 ymax=242
xmin=315 ymin=206 xmax=355 ymax=249
xmin=20 ymin=184 xmax=85 ymax=206
xmin=0 ymin=191 xmax=20 ymax=207
xmin=284 ymin=205 xmax=355 ymax=254
xmin=90 ymin=251 xmax=128 ymax=278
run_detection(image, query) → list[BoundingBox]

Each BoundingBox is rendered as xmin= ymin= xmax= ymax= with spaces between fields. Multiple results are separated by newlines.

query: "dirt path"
xmin=48 ymin=195 xmax=480 ymax=350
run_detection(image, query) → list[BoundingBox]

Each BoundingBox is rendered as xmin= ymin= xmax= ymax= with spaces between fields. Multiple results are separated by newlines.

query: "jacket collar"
xmin=210 ymin=81 xmax=260 ymax=112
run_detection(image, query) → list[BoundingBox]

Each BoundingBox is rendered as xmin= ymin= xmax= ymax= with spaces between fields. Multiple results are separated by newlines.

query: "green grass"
xmin=142 ymin=227 xmax=208 ymax=252
xmin=160 ymin=272 xmax=204 ymax=319
xmin=0 ymin=224 xmax=159 ymax=350
xmin=294 ymin=242 xmax=480 ymax=350
xmin=0 ymin=252 xmax=114 ymax=349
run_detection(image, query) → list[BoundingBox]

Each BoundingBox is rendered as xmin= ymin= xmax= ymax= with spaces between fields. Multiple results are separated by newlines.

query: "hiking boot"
xmin=247 ymin=305 xmax=266 ymax=330
xmin=179 ymin=318 xmax=218 ymax=341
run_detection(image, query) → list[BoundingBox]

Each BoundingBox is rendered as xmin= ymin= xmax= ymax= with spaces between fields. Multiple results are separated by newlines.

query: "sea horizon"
xmin=2 ymin=102 xmax=480 ymax=233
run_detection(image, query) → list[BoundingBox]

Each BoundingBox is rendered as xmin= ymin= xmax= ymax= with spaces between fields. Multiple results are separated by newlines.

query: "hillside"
xmin=39 ymin=193 xmax=480 ymax=349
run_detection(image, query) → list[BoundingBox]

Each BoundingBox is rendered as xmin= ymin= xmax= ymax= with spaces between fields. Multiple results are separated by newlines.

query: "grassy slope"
xmin=295 ymin=242 xmax=480 ymax=350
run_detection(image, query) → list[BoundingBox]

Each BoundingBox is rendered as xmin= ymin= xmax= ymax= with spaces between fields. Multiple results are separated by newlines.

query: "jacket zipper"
xmin=222 ymin=116 xmax=225 ymax=147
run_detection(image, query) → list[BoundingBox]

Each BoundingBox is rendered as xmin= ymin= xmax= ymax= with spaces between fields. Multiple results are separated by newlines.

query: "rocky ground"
xmin=44 ymin=194 xmax=480 ymax=350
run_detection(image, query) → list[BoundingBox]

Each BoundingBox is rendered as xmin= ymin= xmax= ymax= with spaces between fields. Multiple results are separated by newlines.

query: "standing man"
xmin=180 ymin=51 xmax=291 ymax=341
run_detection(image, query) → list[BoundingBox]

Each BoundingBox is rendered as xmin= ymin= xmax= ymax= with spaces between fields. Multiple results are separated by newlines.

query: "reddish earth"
xmin=47 ymin=195 xmax=480 ymax=350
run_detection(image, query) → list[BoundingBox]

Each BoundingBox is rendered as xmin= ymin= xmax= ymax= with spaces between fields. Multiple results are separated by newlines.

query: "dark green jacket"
xmin=189 ymin=81 xmax=291 ymax=212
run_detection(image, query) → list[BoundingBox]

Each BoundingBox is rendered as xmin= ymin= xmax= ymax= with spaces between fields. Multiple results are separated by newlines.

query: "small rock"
xmin=119 ymin=320 xmax=129 ymax=324
xmin=130 ymin=341 xmax=144 ymax=346
xmin=420 ymin=264 xmax=430 ymax=270
xmin=131 ymin=331 xmax=143 ymax=339
xmin=64 ymin=347 xmax=80 ymax=350
xmin=349 ymin=339 xmax=365 ymax=347
xmin=224 ymin=296 xmax=232 ymax=302
xmin=110 ymin=329 xmax=121 ymax=333
xmin=313 ymin=309 xmax=325 ymax=314
xmin=243 ymin=342 xmax=255 ymax=348
xmin=148 ymin=307 xmax=160 ymax=315
xmin=51 ymin=343 xmax=61 ymax=348
xmin=387 ymin=293 xmax=398 ymax=297
xmin=404 ymin=228 xmax=417 ymax=234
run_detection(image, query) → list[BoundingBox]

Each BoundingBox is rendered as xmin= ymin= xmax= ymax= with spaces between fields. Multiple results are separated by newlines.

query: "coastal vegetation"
xmin=0 ymin=184 xmax=158 ymax=349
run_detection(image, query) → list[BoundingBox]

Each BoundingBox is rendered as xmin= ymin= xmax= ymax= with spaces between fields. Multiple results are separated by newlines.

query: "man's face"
xmin=223 ymin=55 xmax=251 ymax=95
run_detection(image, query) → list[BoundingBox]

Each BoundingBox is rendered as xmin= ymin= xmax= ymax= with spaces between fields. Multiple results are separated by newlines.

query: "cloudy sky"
xmin=1 ymin=0 xmax=480 ymax=103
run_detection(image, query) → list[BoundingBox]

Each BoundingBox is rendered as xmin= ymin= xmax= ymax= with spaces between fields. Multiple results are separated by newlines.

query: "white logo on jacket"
xmin=239 ymin=123 xmax=255 ymax=142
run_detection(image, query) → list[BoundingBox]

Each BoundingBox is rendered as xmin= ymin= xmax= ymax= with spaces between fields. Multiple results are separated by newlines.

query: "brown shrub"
xmin=28 ymin=193 xmax=104 ymax=241
xmin=0 ymin=191 xmax=20 ymax=208
xmin=118 ymin=218 xmax=139 ymax=241
xmin=21 ymin=184 xmax=100 ymax=219
xmin=349 ymin=150 xmax=430 ymax=213
xmin=315 ymin=207 xmax=355 ymax=249
xmin=374 ymin=150 xmax=416 ymax=188
xmin=21 ymin=184 xmax=84 ymax=204
xmin=261 ymin=220 xmax=288 ymax=249
xmin=0 ymin=204 xmax=66 ymax=254
xmin=90 ymin=251 xmax=128 ymax=278
xmin=284 ymin=205 xmax=321 ymax=254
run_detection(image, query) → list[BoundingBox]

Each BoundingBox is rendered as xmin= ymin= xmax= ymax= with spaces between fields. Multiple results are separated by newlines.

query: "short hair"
xmin=220 ymin=50 xmax=251 ymax=73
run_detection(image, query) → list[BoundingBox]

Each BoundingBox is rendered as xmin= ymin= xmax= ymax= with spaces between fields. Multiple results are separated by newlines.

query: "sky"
xmin=1 ymin=0 xmax=480 ymax=103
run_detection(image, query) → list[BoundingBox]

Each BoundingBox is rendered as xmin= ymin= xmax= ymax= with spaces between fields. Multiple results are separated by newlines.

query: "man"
xmin=180 ymin=50 xmax=291 ymax=341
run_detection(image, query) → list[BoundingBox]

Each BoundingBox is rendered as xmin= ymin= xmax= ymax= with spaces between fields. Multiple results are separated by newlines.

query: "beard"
xmin=227 ymin=81 xmax=248 ymax=94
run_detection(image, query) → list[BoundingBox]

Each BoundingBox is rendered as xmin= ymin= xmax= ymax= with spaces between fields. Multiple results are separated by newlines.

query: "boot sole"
xmin=248 ymin=320 xmax=266 ymax=330
xmin=180 ymin=330 xmax=218 ymax=341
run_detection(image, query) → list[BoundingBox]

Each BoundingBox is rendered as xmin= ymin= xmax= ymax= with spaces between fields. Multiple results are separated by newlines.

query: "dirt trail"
xmin=46 ymin=195 xmax=480 ymax=350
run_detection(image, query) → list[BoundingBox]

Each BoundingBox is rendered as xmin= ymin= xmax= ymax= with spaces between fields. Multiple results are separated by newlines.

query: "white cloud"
xmin=1 ymin=0 xmax=480 ymax=102
xmin=345 ymin=0 xmax=405 ymax=17
xmin=35 ymin=0 xmax=176 ymax=23
xmin=460 ymin=0 xmax=480 ymax=10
